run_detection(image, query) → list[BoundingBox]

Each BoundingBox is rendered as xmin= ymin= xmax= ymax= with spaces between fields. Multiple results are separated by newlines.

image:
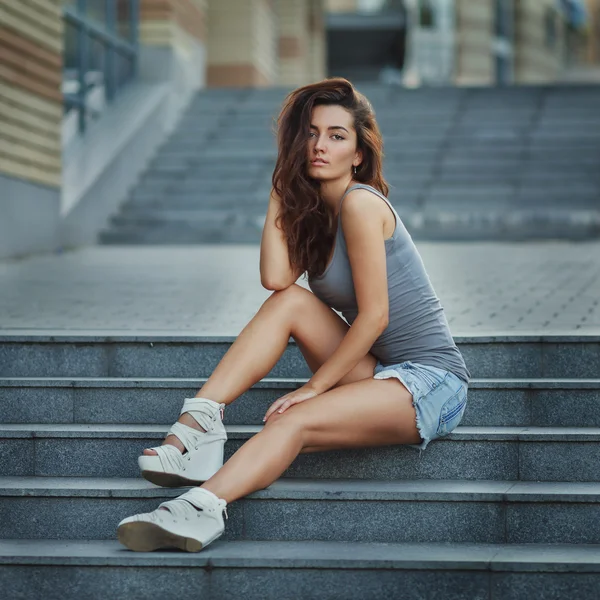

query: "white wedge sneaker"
xmin=117 ymin=487 xmax=228 ymax=553
xmin=138 ymin=397 xmax=227 ymax=487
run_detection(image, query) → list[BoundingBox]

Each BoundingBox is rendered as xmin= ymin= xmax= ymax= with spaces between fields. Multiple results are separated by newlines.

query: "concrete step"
xmin=98 ymin=224 xmax=263 ymax=244
xmin=122 ymin=192 xmax=420 ymax=212
xmin=127 ymin=186 xmax=270 ymax=203
xmin=2 ymin=424 xmax=600 ymax=481
xmin=408 ymin=210 xmax=600 ymax=241
xmin=162 ymin=179 xmax=269 ymax=194
xmin=1 ymin=334 xmax=599 ymax=379
xmin=1 ymin=377 xmax=599 ymax=428
xmin=441 ymin=153 xmax=600 ymax=165
xmin=109 ymin=210 xmax=264 ymax=228
xmin=126 ymin=165 xmax=600 ymax=193
xmin=143 ymin=163 xmax=271 ymax=179
xmin=132 ymin=179 xmax=258 ymax=195
xmin=200 ymin=141 xmax=279 ymax=154
xmin=3 ymin=539 xmax=599 ymax=600
xmin=155 ymin=147 xmax=277 ymax=160
xmin=435 ymin=166 xmax=600 ymax=181
xmin=2 ymin=477 xmax=600 ymax=544
xmin=123 ymin=196 xmax=268 ymax=211
xmin=146 ymin=154 xmax=270 ymax=170
xmin=421 ymin=187 xmax=599 ymax=207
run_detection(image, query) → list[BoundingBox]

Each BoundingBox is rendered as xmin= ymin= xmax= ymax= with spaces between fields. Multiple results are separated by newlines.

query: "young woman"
xmin=117 ymin=77 xmax=470 ymax=553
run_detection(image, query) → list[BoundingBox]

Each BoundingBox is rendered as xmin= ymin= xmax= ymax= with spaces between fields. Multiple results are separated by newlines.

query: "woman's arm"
xmin=307 ymin=190 xmax=390 ymax=394
xmin=260 ymin=188 xmax=304 ymax=290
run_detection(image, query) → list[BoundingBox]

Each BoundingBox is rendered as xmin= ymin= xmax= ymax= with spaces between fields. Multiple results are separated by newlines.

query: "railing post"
xmin=130 ymin=0 xmax=139 ymax=77
xmin=77 ymin=0 xmax=88 ymax=133
xmin=106 ymin=0 xmax=116 ymax=101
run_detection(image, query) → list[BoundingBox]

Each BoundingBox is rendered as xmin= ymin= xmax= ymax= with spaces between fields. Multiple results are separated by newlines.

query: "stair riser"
xmin=2 ymin=437 xmax=599 ymax=482
xmin=2 ymin=384 xmax=599 ymax=427
xmin=123 ymin=199 xmax=267 ymax=210
xmin=99 ymin=229 xmax=263 ymax=244
xmin=109 ymin=216 xmax=262 ymax=228
xmin=100 ymin=221 xmax=600 ymax=243
xmin=1 ymin=496 xmax=597 ymax=545
xmin=132 ymin=181 xmax=258 ymax=195
xmin=138 ymin=166 xmax=600 ymax=181
xmin=6 ymin=565 xmax=595 ymax=600
xmin=1 ymin=341 xmax=599 ymax=379
xmin=100 ymin=228 xmax=600 ymax=244
xmin=410 ymin=225 xmax=600 ymax=242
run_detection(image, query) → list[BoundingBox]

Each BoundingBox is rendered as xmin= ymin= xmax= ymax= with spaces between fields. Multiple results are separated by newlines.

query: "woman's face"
xmin=307 ymin=104 xmax=362 ymax=181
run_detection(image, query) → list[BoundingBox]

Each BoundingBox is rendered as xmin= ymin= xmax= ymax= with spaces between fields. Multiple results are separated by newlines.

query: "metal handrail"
xmin=62 ymin=0 xmax=139 ymax=133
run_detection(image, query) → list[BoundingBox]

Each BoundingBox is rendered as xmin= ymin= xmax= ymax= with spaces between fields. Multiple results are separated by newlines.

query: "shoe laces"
xmin=180 ymin=398 xmax=226 ymax=433
xmin=145 ymin=400 xmax=225 ymax=464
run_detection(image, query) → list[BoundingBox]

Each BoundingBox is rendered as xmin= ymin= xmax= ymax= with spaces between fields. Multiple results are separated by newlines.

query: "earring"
xmin=353 ymin=165 xmax=357 ymax=175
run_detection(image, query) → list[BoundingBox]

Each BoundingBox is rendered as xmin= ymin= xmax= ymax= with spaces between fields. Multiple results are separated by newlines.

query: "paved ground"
xmin=1 ymin=242 xmax=599 ymax=336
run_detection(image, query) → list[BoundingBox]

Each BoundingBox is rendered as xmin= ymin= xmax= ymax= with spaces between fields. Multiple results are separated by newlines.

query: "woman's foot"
xmin=138 ymin=397 xmax=227 ymax=487
xmin=117 ymin=487 xmax=228 ymax=552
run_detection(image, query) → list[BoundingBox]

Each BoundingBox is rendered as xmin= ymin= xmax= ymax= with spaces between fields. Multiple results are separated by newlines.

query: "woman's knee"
xmin=263 ymin=408 xmax=306 ymax=439
xmin=266 ymin=283 xmax=309 ymax=307
xmin=264 ymin=284 xmax=314 ymax=323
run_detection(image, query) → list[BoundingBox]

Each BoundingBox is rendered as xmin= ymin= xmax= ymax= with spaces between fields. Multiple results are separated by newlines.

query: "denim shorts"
xmin=373 ymin=360 xmax=468 ymax=455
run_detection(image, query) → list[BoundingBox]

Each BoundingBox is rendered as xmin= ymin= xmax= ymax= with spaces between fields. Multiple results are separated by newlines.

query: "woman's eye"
xmin=309 ymin=132 xmax=344 ymax=140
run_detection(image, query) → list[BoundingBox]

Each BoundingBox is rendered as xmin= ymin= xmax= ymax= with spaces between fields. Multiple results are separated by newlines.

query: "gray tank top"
xmin=308 ymin=183 xmax=470 ymax=384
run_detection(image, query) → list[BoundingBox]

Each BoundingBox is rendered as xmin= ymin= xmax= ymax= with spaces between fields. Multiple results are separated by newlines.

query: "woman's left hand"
xmin=263 ymin=384 xmax=320 ymax=422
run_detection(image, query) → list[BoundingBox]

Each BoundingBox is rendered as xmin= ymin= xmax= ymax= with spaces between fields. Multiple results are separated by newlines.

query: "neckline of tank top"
xmin=314 ymin=184 xmax=389 ymax=281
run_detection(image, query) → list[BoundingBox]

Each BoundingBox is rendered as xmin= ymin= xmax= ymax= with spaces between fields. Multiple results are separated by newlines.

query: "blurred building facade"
xmin=1 ymin=0 xmax=599 ymax=260
xmin=402 ymin=0 xmax=592 ymax=85
xmin=325 ymin=0 xmax=408 ymax=82
xmin=326 ymin=0 xmax=599 ymax=85
xmin=0 ymin=0 xmax=327 ymax=259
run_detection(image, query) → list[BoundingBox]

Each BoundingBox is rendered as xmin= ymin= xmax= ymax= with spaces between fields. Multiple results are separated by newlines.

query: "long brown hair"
xmin=272 ymin=77 xmax=388 ymax=279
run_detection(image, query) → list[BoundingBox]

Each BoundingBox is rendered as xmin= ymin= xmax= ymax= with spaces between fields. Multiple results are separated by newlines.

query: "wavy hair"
xmin=272 ymin=77 xmax=388 ymax=279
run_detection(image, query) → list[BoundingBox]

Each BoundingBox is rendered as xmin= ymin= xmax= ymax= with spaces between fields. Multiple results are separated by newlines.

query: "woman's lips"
xmin=311 ymin=160 xmax=328 ymax=166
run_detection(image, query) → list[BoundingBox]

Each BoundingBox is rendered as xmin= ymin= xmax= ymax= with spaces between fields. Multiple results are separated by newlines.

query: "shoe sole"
xmin=141 ymin=470 xmax=206 ymax=488
xmin=117 ymin=521 xmax=204 ymax=552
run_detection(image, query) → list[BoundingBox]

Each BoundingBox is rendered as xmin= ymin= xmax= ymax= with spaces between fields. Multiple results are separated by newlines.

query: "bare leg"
xmin=200 ymin=376 xmax=420 ymax=503
xmin=144 ymin=284 xmax=377 ymax=455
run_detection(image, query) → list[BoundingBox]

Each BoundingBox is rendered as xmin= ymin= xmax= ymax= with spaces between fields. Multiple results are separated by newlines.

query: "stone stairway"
xmin=1 ymin=332 xmax=600 ymax=598
xmin=99 ymin=84 xmax=600 ymax=244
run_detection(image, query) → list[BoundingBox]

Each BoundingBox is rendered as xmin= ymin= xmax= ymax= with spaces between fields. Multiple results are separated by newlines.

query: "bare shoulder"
xmin=340 ymin=187 xmax=389 ymax=224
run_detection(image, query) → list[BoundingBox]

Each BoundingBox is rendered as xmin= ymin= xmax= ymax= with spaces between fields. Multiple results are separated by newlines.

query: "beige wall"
xmin=146 ymin=0 xmax=326 ymax=88
xmin=0 ymin=0 xmax=326 ymax=194
xmin=454 ymin=0 xmax=494 ymax=85
xmin=276 ymin=0 xmax=326 ymax=86
xmin=514 ymin=0 xmax=565 ymax=83
xmin=585 ymin=0 xmax=600 ymax=63
xmin=140 ymin=0 xmax=207 ymax=45
xmin=454 ymin=0 xmax=569 ymax=85
xmin=140 ymin=0 xmax=207 ymax=74
xmin=206 ymin=0 xmax=277 ymax=87
xmin=326 ymin=0 xmax=357 ymax=11
xmin=254 ymin=0 xmax=279 ymax=85
xmin=0 ymin=0 xmax=63 ymax=188
xmin=277 ymin=0 xmax=310 ymax=85
xmin=308 ymin=0 xmax=327 ymax=82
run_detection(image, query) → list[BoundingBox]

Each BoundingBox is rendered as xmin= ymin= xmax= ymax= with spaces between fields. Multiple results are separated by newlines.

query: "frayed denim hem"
xmin=407 ymin=437 xmax=430 ymax=459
